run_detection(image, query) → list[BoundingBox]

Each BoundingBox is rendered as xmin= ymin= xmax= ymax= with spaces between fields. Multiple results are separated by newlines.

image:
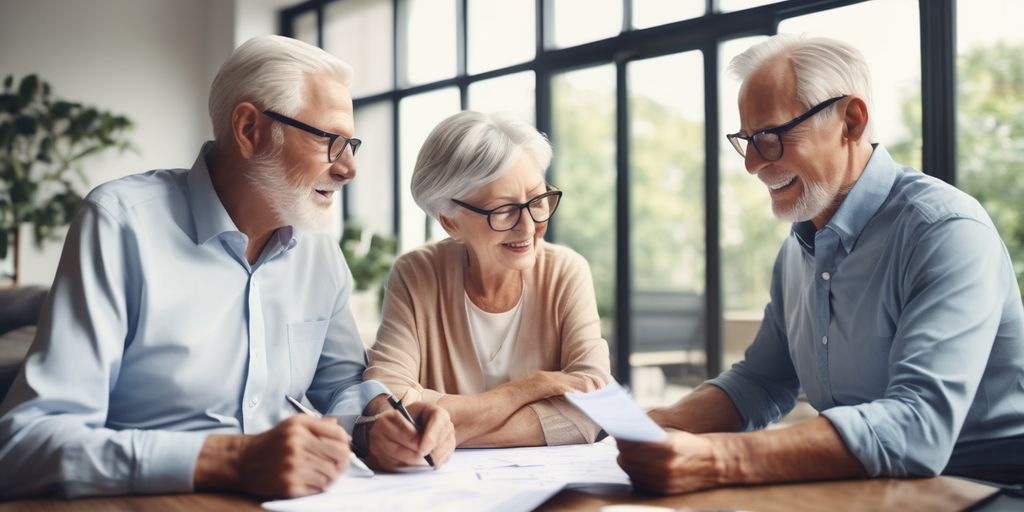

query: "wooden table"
xmin=0 ymin=476 xmax=997 ymax=512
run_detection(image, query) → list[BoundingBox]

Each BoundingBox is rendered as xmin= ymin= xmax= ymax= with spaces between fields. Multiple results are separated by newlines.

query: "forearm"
xmin=710 ymin=416 xmax=866 ymax=485
xmin=458 ymin=406 xmax=545 ymax=448
xmin=650 ymin=384 xmax=743 ymax=434
xmin=193 ymin=435 xmax=244 ymax=491
xmin=438 ymin=384 xmax=537 ymax=444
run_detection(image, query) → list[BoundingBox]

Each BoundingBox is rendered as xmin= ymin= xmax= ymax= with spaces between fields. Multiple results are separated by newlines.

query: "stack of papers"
xmin=264 ymin=378 xmax=664 ymax=512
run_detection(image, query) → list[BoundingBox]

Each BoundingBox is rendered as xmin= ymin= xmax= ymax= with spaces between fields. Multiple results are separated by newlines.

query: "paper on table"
xmin=564 ymin=379 xmax=667 ymax=442
xmin=262 ymin=441 xmax=630 ymax=512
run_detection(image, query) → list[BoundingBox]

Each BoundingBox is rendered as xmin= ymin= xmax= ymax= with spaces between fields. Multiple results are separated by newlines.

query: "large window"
xmin=282 ymin=0 xmax=973 ymax=406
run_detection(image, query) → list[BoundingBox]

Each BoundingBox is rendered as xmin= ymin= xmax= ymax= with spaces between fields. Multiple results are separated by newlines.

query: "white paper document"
xmin=262 ymin=441 xmax=630 ymax=512
xmin=564 ymin=379 xmax=668 ymax=442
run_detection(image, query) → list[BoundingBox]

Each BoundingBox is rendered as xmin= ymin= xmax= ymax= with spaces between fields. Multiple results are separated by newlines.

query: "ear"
xmin=438 ymin=211 xmax=462 ymax=241
xmin=231 ymin=102 xmax=263 ymax=159
xmin=842 ymin=96 xmax=869 ymax=143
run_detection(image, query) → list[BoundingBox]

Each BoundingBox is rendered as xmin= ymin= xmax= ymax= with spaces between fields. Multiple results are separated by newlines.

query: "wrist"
xmin=194 ymin=434 xmax=245 ymax=491
xmin=706 ymin=433 xmax=749 ymax=485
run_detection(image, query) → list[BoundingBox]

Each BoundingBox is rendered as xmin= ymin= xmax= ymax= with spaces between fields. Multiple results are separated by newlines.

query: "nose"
xmin=744 ymin=145 xmax=768 ymax=175
xmin=331 ymin=149 xmax=357 ymax=183
xmin=513 ymin=208 xmax=537 ymax=235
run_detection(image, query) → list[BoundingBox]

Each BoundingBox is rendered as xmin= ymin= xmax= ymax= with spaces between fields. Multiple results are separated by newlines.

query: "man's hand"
xmin=362 ymin=401 xmax=456 ymax=471
xmin=616 ymin=431 xmax=723 ymax=495
xmin=195 ymin=414 xmax=351 ymax=498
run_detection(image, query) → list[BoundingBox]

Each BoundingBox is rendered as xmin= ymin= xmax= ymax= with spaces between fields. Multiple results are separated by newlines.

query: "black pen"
xmin=387 ymin=395 xmax=436 ymax=468
xmin=285 ymin=395 xmax=374 ymax=475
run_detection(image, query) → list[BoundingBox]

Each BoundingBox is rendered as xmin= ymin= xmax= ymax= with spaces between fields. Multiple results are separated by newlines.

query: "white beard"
xmin=247 ymin=151 xmax=335 ymax=233
xmin=772 ymin=177 xmax=838 ymax=223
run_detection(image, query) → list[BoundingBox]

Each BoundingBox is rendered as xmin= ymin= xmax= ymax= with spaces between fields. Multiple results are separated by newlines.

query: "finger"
xmin=416 ymin=407 xmax=451 ymax=455
xmin=371 ymin=431 xmax=425 ymax=465
xmin=309 ymin=437 xmax=351 ymax=470
xmin=375 ymin=413 xmax=421 ymax=452
xmin=300 ymin=449 xmax=342 ymax=492
xmin=432 ymin=425 xmax=457 ymax=466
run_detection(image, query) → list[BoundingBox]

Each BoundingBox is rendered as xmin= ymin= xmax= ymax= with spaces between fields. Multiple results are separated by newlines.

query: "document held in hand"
xmin=564 ymin=379 xmax=668 ymax=443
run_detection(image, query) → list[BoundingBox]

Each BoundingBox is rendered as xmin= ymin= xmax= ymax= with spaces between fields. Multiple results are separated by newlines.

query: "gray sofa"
xmin=0 ymin=286 xmax=47 ymax=401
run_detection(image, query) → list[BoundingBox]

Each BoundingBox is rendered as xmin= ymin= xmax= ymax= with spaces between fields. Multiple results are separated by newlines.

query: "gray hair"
xmin=208 ymin=35 xmax=353 ymax=144
xmin=411 ymin=111 xmax=553 ymax=220
xmin=729 ymin=33 xmax=875 ymax=142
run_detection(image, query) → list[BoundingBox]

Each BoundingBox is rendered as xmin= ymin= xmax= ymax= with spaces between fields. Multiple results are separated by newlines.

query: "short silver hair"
xmin=729 ymin=33 xmax=875 ymax=142
xmin=208 ymin=35 xmax=353 ymax=144
xmin=411 ymin=111 xmax=553 ymax=220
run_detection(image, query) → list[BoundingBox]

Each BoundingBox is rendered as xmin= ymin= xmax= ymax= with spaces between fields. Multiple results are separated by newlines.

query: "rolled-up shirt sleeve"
xmin=0 ymin=200 xmax=209 ymax=498
xmin=822 ymin=218 xmax=1009 ymax=477
xmin=708 ymin=253 xmax=801 ymax=431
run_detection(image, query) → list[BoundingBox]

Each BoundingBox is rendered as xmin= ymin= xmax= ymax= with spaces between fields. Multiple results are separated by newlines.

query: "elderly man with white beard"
xmin=616 ymin=34 xmax=1024 ymax=493
xmin=0 ymin=35 xmax=454 ymax=499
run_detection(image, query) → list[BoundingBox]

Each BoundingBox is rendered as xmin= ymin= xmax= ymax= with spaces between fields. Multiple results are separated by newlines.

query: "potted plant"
xmin=0 ymin=74 xmax=133 ymax=285
xmin=339 ymin=223 xmax=397 ymax=346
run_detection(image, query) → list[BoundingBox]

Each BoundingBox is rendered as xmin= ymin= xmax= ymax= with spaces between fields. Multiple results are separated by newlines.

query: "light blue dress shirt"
xmin=0 ymin=143 xmax=389 ymax=497
xmin=710 ymin=145 xmax=1024 ymax=477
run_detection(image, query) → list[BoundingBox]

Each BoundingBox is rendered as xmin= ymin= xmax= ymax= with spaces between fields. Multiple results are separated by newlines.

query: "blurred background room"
xmin=1 ymin=0 xmax=1022 ymax=417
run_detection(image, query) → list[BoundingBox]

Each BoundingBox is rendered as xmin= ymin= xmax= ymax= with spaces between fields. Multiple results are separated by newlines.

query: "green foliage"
xmin=340 ymin=223 xmax=397 ymax=293
xmin=0 ymin=74 xmax=133 ymax=281
xmin=955 ymin=42 xmax=1024 ymax=297
xmin=891 ymin=42 xmax=1024 ymax=298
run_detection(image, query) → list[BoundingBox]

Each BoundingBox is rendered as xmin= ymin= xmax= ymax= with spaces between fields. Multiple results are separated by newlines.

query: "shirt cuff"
xmin=821 ymin=404 xmax=900 ymax=477
xmin=326 ymin=379 xmax=391 ymax=433
xmin=705 ymin=372 xmax=763 ymax=432
xmin=132 ymin=430 xmax=211 ymax=494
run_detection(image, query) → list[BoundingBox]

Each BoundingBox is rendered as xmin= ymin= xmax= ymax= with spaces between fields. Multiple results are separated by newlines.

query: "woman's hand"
xmin=519 ymin=370 xmax=604 ymax=400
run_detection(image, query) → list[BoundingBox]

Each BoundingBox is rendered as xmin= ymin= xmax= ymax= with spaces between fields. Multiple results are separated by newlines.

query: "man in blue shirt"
xmin=617 ymin=34 xmax=1024 ymax=493
xmin=0 ymin=35 xmax=455 ymax=499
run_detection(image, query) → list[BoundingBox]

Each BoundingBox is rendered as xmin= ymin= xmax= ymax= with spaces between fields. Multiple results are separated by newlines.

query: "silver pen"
xmin=285 ymin=395 xmax=374 ymax=475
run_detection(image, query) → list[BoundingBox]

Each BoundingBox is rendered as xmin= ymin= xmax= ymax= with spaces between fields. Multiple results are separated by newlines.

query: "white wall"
xmin=0 ymin=0 xmax=240 ymax=285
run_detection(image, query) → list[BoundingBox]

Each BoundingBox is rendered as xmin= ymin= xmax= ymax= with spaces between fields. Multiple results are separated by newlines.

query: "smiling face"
xmin=737 ymin=57 xmax=854 ymax=227
xmin=250 ymin=73 xmax=356 ymax=232
xmin=441 ymin=152 xmax=549 ymax=274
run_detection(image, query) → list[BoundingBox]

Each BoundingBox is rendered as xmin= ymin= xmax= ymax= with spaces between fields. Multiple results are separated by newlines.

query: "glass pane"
xmin=718 ymin=0 xmax=780 ymax=12
xmin=550 ymin=65 xmax=616 ymax=372
xmin=398 ymin=88 xmax=461 ymax=252
xmin=351 ymin=101 xmax=394 ymax=239
xmin=292 ymin=10 xmax=318 ymax=47
xmin=779 ymin=0 xmax=922 ymax=170
xmin=957 ymin=0 xmax=1024 ymax=297
xmin=549 ymin=0 xmax=622 ymax=49
xmin=717 ymin=36 xmax=790 ymax=370
xmin=324 ymin=0 xmax=394 ymax=97
xmin=468 ymin=0 xmax=535 ymax=74
xmin=467 ymin=71 xmax=536 ymax=125
xmin=402 ymin=0 xmax=457 ymax=86
xmin=628 ymin=51 xmax=706 ymax=406
xmin=632 ymin=0 xmax=704 ymax=29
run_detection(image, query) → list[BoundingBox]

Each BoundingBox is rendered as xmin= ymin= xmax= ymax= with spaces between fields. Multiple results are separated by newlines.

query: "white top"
xmin=464 ymin=284 xmax=525 ymax=390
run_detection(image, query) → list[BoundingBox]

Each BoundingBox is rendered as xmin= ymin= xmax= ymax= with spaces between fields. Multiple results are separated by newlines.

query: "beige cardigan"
xmin=364 ymin=238 xmax=611 ymax=445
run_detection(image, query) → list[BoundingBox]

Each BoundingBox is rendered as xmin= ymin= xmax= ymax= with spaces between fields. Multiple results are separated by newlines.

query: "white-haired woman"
xmin=364 ymin=111 xmax=610 ymax=448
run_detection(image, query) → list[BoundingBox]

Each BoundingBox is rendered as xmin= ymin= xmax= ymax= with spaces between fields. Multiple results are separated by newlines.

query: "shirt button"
xmin=249 ymin=396 xmax=259 ymax=408
xmin=821 ymin=336 xmax=828 ymax=345
xmin=821 ymin=271 xmax=831 ymax=281
xmin=252 ymin=351 xmax=260 ymax=361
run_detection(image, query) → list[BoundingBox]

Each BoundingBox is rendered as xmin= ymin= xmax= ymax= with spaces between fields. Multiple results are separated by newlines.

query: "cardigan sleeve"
xmin=363 ymin=257 xmax=444 ymax=404
xmin=528 ymin=250 xmax=612 ymax=445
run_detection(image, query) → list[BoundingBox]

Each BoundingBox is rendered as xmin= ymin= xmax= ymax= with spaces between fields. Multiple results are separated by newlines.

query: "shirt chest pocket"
xmin=287 ymin=320 xmax=330 ymax=392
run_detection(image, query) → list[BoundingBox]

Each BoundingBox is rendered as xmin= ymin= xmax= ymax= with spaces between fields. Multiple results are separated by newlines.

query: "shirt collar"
xmin=188 ymin=141 xmax=242 ymax=246
xmin=792 ymin=144 xmax=899 ymax=254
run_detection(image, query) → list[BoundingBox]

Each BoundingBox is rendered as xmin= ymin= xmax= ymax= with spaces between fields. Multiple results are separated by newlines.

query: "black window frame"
xmin=279 ymin=0 xmax=957 ymax=384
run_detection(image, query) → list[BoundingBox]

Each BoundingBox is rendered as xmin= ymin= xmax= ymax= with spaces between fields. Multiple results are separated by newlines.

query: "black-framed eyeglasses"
xmin=451 ymin=187 xmax=563 ymax=232
xmin=262 ymin=110 xmax=362 ymax=162
xmin=726 ymin=95 xmax=847 ymax=162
